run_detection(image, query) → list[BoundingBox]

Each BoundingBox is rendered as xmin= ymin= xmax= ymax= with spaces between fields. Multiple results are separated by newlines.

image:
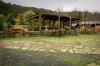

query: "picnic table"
xmin=44 ymin=28 xmax=65 ymax=36
xmin=66 ymin=29 xmax=79 ymax=35
xmin=11 ymin=28 xmax=21 ymax=33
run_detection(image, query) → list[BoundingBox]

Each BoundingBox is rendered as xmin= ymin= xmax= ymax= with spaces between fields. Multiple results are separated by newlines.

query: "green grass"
xmin=0 ymin=33 xmax=100 ymax=40
xmin=12 ymin=25 xmax=28 ymax=29
xmin=0 ymin=31 xmax=3 ymax=33
xmin=63 ymin=53 xmax=100 ymax=66
xmin=0 ymin=48 xmax=100 ymax=66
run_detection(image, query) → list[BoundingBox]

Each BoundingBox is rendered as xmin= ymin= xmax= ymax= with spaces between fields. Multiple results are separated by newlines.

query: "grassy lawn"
xmin=0 ymin=33 xmax=100 ymax=40
xmin=0 ymin=34 xmax=100 ymax=66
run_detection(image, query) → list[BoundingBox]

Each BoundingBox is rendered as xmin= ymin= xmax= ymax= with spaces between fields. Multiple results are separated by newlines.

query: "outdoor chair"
xmin=66 ymin=30 xmax=77 ymax=35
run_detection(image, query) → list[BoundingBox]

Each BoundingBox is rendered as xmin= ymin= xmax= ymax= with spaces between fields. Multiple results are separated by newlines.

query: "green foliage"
xmin=19 ymin=63 xmax=26 ymax=66
xmin=16 ymin=10 xmax=35 ymax=25
xmin=16 ymin=14 xmax=24 ymax=25
xmin=12 ymin=25 xmax=28 ymax=30
xmin=0 ymin=0 xmax=53 ymax=17
xmin=1 ymin=0 xmax=100 ymax=21
xmin=54 ymin=21 xmax=59 ymax=28
xmin=7 ymin=13 xmax=15 ymax=25
xmin=3 ymin=21 xmax=8 ymax=33
xmin=39 ymin=30 xmax=44 ymax=32
xmin=0 ymin=14 xmax=6 ymax=31
xmin=0 ymin=0 xmax=12 ymax=16
xmin=23 ymin=10 xmax=35 ymax=24
xmin=15 ymin=10 xmax=36 ymax=31
xmin=0 ymin=13 xmax=15 ymax=32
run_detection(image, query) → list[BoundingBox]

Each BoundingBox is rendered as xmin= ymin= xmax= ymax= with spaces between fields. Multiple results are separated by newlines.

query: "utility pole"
xmin=83 ymin=11 xmax=85 ymax=21
xmin=39 ymin=13 xmax=42 ymax=30
xmin=69 ymin=17 xmax=72 ymax=30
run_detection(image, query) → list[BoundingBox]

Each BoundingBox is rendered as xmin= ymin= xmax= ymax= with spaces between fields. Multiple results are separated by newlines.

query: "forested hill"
xmin=0 ymin=0 xmax=53 ymax=17
xmin=1 ymin=0 xmax=100 ymax=21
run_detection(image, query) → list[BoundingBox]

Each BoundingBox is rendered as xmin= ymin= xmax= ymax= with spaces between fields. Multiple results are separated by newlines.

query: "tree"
xmin=23 ymin=10 xmax=35 ymax=30
xmin=16 ymin=14 xmax=24 ymax=25
xmin=93 ymin=11 xmax=100 ymax=21
xmin=23 ymin=10 xmax=35 ymax=25
xmin=0 ymin=14 xmax=6 ymax=31
xmin=7 ymin=13 xmax=15 ymax=25
xmin=16 ymin=10 xmax=35 ymax=30
xmin=0 ymin=0 xmax=53 ymax=17
xmin=16 ymin=10 xmax=35 ymax=25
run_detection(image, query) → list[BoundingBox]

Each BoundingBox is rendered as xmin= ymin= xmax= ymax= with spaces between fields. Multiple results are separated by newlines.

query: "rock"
xmin=69 ymin=49 xmax=74 ymax=53
xmin=13 ymin=46 xmax=19 ymax=49
xmin=7 ymin=43 xmax=11 ymax=44
xmin=92 ymin=48 xmax=97 ymax=50
xmin=60 ymin=49 xmax=68 ymax=52
xmin=45 ymin=45 xmax=50 ymax=48
xmin=38 ymin=49 xmax=45 ymax=51
xmin=21 ymin=47 xmax=28 ymax=50
xmin=5 ymin=46 xmax=13 ymax=48
xmin=84 ymin=49 xmax=91 ymax=53
xmin=32 ymin=48 xmax=39 ymax=51
xmin=50 ymin=50 xmax=56 ymax=52
xmin=75 ymin=51 xmax=85 ymax=54
xmin=74 ymin=45 xmax=83 ymax=49
xmin=25 ymin=44 xmax=30 ymax=46
xmin=95 ymin=50 xmax=100 ymax=52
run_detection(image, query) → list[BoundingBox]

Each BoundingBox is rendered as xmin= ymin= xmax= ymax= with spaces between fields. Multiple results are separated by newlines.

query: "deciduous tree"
xmin=7 ymin=13 xmax=15 ymax=25
xmin=0 ymin=14 xmax=6 ymax=31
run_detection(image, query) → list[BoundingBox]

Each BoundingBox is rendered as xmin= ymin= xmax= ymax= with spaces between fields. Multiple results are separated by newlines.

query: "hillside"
xmin=1 ymin=0 xmax=100 ymax=20
xmin=0 ymin=0 xmax=53 ymax=17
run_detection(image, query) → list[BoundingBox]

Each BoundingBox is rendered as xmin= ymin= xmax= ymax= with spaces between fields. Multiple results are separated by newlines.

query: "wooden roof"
xmin=30 ymin=13 xmax=80 ymax=21
xmin=80 ymin=21 xmax=100 ymax=25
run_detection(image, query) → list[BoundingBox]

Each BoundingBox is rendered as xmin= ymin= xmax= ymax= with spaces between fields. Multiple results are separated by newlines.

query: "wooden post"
xmin=53 ymin=20 xmax=55 ymax=27
xmin=28 ymin=19 xmax=31 ymax=30
xmin=95 ymin=21 xmax=97 ymax=31
xmin=61 ymin=21 xmax=64 ymax=29
xmin=80 ymin=19 xmax=82 ymax=26
xmin=39 ymin=13 xmax=42 ymax=30
xmin=28 ymin=20 xmax=29 ymax=30
xmin=32 ymin=18 xmax=34 ymax=30
xmin=83 ymin=12 xmax=85 ymax=21
xmin=69 ymin=17 xmax=72 ymax=30
xmin=63 ymin=21 xmax=65 ymax=28
xmin=43 ymin=20 xmax=44 ymax=28
xmin=58 ymin=15 xmax=60 ymax=28
xmin=49 ymin=20 xmax=50 ymax=27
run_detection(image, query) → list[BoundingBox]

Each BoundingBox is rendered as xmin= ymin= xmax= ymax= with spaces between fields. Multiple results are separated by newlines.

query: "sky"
xmin=3 ymin=0 xmax=100 ymax=12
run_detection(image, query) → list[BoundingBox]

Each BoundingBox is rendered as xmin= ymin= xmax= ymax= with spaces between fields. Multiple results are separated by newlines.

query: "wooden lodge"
xmin=29 ymin=13 xmax=80 ymax=30
xmin=79 ymin=21 xmax=100 ymax=33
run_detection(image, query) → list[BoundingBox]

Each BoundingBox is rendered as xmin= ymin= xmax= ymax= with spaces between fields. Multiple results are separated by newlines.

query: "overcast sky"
xmin=3 ymin=0 xmax=100 ymax=12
